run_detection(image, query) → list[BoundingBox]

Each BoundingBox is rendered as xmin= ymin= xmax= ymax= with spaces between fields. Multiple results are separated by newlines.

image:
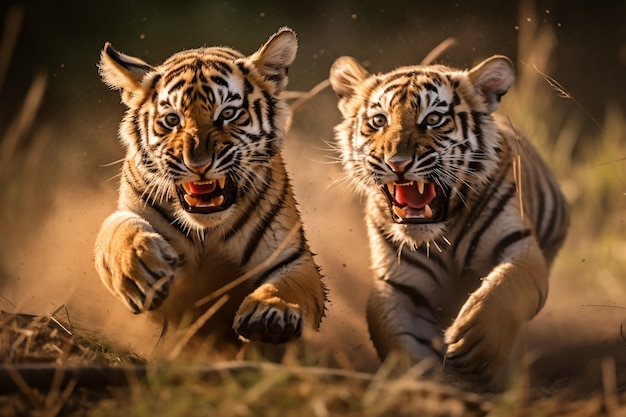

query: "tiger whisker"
xmin=106 ymin=172 xmax=123 ymax=183
xmin=100 ymin=158 xmax=125 ymax=167
xmin=325 ymin=173 xmax=355 ymax=192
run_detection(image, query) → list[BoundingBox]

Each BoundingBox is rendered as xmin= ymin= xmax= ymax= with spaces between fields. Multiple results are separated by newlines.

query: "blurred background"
xmin=0 ymin=0 xmax=625 ymax=383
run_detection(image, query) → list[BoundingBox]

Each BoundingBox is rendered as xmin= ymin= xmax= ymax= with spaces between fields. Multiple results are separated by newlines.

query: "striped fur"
xmin=330 ymin=55 xmax=569 ymax=380
xmin=94 ymin=28 xmax=326 ymax=350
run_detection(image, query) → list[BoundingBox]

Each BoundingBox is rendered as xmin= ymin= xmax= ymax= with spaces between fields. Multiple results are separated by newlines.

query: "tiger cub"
xmin=329 ymin=55 xmax=569 ymax=380
xmin=94 ymin=28 xmax=326 ymax=353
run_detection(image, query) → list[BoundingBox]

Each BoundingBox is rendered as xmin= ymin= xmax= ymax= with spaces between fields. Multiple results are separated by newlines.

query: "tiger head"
xmin=329 ymin=55 xmax=514 ymax=246
xmin=99 ymin=28 xmax=297 ymax=230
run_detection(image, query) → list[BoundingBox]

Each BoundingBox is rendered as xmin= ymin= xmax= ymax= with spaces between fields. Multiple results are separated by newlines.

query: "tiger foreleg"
xmin=233 ymin=259 xmax=325 ymax=344
xmin=94 ymin=211 xmax=179 ymax=314
xmin=367 ymin=279 xmax=444 ymax=371
xmin=443 ymin=239 xmax=548 ymax=379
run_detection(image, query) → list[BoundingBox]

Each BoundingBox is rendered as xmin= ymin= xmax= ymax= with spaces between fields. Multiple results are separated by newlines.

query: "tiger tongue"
xmin=184 ymin=181 xmax=217 ymax=195
xmin=395 ymin=182 xmax=436 ymax=209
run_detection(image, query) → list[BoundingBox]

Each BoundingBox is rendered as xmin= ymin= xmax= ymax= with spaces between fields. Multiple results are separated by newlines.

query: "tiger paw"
xmin=96 ymin=215 xmax=179 ymax=314
xmin=233 ymin=287 xmax=304 ymax=344
xmin=443 ymin=294 xmax=518 ymax=379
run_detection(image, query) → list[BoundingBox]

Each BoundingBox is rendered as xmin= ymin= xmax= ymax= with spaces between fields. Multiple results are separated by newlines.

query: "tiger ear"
xmin=329 ymin=56 xmax=370 ymax=114
xmin=98 ymin=43 xmax=153 ymax=106
xmin=329 ymin=56 xmax=370 ymax=99
xmin=250 ymin=27 xmax=298 ymax=93
xmin=468 ymin=55 xmax=514 ymax=113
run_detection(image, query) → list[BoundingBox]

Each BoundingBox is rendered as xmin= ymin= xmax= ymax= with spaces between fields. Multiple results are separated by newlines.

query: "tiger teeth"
xmin=393 ymin=204 xmax=433 ymax=219
xmin=424 ymin=204 xmax=433 ymax=218
xmin=388 ymin=180 xmax=426 ymax=194
xmin=213 ymin=195 xmax=225 ymax=206
xmin=417 ymin=180 xmax=425 ymax=194
xmin=184 ymin=194 xmax=199 ymax=206
xmin=184 ymin=178 xmax=226 ymax=191
xmin=184 ymin=194 xmax=225 ymax=208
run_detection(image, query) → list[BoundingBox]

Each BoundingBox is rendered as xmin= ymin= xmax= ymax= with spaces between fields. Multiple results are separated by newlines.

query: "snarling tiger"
xmin=94 ymin=28 xmax=326 ymax=353
xmin=329 ymin=55 xmax=569 ymax=381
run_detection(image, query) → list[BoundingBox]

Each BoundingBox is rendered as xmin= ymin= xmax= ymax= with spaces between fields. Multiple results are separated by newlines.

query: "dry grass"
xmin=2 ymin=315 xmax=626 ymax=417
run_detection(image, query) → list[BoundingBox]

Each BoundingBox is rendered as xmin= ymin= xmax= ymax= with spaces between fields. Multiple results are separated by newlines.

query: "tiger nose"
xmin=186 ymin=160 xmax=212 ymax=175
xmin=384 ymin=157 xmax=412 ymax=173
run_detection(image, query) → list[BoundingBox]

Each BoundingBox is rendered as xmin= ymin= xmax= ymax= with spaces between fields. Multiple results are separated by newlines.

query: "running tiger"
xmin=94 ymin=28 xmax=326 ymax=352
xmin=329 ymin=55 xmax=569 ymax=380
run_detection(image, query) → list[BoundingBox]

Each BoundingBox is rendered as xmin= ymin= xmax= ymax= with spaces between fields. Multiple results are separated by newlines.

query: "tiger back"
xmin=94 ymin=28 xmax=326 ymax=357
xmin=329 ymin=55 xmax=569 ymax=382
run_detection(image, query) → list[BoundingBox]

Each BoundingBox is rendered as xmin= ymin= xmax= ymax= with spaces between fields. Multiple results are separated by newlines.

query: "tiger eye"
xmin=164 ymin=112 xmax=180 ymax=128
xmin=220 ymin=107 xmax=237 ymax=121
xmin=371 ymin=114 xmax=387 ymax=129
xmin=424 ymin=112 xmax=442 ymax=127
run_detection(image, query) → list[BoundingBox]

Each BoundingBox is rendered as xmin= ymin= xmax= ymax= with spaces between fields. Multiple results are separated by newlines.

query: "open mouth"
xmin=382 ymin=180 xmax=448 ymax=224
xmin=177 ymin=177 xmax=236 ymax=214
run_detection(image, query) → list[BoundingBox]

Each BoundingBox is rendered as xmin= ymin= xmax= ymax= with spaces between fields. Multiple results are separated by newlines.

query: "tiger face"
xmin=330 ymin=56 xmax=513 ymax=246
xmin=99 ymin=30 xmax=295 ymax=231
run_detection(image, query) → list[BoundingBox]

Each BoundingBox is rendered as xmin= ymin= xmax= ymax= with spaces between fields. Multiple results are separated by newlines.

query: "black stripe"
xmin=213 ymin=60 xmax=234 ymax=76
xmin=252 ymin=99 xmax=264 ymax=134
xmin=377 ymin=225 xmax=443 ymax=288
xmin=400 ymin=251 xmax=443 ymax=288
xmin=143 ymin=198 xmax=189 ymax=239
xmin=463 ymin=183 xmax=517 ymax=267
xmin=534 ymin=178 xmax=546 ymax=236
xmin=457 ymin=111 xmax=469 ymax=140
xmin=453 ymin=163 xmax=511 ymax=258
xmin=223 ymin=171 xmax=272 ymax=242
xmin=162 ymin=65 xmax=192 ymax=85
xmin=167 ymin=79 xmax=186 ymax=94
xmin=210 ymin=75 xmax=228 ymax=87
xmin=236 ymin=61 xmax=249 ymax=76
xmin=385 ymin=279 xmax=436 ymax=312
xmin=149 ymin=73 xmax=161 ymax=90
xmin=105 ymin=44 xmax=152 ymax=74
xmin=405 ymin=245 xmax=449 ymax=286
xmin=263 ymin=91 xmax=277 ymax=130
xmin=491 ymin=228 xmax=532 ymax=265
xmin=122 ymin=166 xmax=190 ymax=239
xmin=471 ymin=111 xmax=485 ymax=138
xmin=538 ymin=179 xmax=562 ymax=247
xmin=253 ymin=238 xmax=306 ymax=288
xmin=240 ymin=177 xmax=288 ymax=266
